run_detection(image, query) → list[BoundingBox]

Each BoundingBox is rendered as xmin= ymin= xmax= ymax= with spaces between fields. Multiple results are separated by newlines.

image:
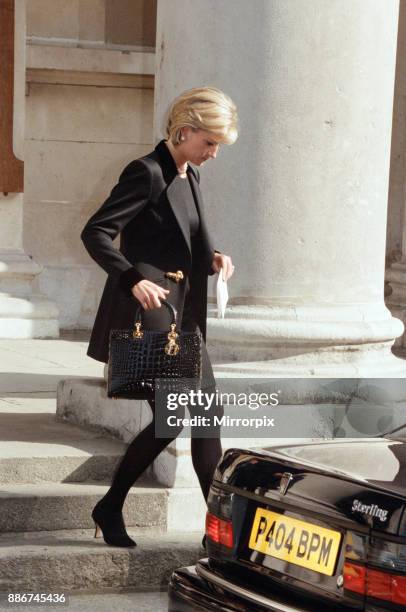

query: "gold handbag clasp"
xmin=164 ymin=270 xmax=184 ymax=283
xmin=133 ymin=321 xmax=143 ymax=339
xmin=165 ymin=323 xmax=180 ymax=356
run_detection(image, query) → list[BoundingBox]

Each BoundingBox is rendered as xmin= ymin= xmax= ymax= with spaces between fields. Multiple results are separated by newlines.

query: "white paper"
xmin=216 ymin=268 xmax=229 ymax=318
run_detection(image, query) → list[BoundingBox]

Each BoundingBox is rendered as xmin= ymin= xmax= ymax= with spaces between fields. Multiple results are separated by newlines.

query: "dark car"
xmin=168 ymin=424 xmax=406 ymax=611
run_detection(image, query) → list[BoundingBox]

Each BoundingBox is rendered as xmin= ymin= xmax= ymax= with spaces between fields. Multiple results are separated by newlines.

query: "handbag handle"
xmin=133 ymin=298 xmax=177 ymax=326
xmin=132 ymin=299 xmax=180 ymax=355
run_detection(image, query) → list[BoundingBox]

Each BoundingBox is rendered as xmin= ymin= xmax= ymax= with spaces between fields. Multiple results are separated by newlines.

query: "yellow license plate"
xmin=248 ymin=507 xmax=342 ymax=576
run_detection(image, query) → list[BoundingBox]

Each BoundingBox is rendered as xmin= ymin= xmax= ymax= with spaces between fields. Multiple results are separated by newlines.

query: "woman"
xmin=81 ymin=86 xmax=238 ymax=547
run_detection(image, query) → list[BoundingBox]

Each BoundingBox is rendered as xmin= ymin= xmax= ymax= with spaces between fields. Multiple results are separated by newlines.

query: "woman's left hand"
xmin=212 ymin=252 xmax=235 ymax=281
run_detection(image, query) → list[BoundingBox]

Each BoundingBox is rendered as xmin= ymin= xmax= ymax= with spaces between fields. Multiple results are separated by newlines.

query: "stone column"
xmin=0 ymin=0 xmax=58 ymax=338
xmin=155 ymin=0 xmax=404 ymax=376
xmin=386 ymin=176 xmax=406 ymax=349
xmin=386 ymin=0 xmax=406 ymax=348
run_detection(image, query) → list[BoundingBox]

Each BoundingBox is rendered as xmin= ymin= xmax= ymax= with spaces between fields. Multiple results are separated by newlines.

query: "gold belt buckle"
xmin=164 ymin=270 xmax=184 ymax=283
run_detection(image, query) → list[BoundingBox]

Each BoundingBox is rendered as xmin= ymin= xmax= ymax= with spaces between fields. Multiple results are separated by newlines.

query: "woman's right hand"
xmin=131 ymin=280 xmax=170 ymax=310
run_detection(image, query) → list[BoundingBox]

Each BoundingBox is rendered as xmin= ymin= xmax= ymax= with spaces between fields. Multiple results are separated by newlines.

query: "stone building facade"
xmin=2 ymin=0 xmax=406 ymax=376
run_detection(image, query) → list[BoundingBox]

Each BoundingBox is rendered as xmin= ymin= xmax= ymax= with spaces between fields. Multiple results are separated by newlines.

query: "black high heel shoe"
xmin=91 ymin=500 xmax=137 ymax=548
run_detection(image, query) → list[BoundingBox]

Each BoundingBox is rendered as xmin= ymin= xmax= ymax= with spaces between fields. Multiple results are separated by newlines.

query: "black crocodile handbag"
xmin=107 ymin=299 xmax=202 ymax=399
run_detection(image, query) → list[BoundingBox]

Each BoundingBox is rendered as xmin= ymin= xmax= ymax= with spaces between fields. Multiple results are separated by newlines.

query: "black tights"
xmin=101 ymin=396 xmax=223 ymax=511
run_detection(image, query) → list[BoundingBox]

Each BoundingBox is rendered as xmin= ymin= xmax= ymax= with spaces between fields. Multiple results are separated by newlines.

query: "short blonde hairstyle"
xmin=166 ymin=87 xmax=238 ymax=146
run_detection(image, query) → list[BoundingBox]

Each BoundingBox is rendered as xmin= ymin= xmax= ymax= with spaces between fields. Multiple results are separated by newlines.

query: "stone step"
xmin=56 ymin=378 xmax=150 ymax=446
xmin=0 ymin=482 xmax=168 ymax=534
xmin=0 ymin=452 xmax=123 ymax=485
xmin=0 ymin=530 xmax=202 ymax=592
xmin=0 ymin=399 xmax=207 ymax=533
xmin=0 ymin=408 xmax=154 ymax=485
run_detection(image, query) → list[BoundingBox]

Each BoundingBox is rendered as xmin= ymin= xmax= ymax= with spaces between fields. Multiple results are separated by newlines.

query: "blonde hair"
xmin=166 ymin=87 xmax=238 ymax=146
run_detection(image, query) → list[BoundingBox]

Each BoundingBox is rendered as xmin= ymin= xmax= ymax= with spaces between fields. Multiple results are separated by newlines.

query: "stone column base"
xmin=207 ymin=303 xmax=406 ymax=376
xmin=386 ymin=261 xmax=406 ymax=348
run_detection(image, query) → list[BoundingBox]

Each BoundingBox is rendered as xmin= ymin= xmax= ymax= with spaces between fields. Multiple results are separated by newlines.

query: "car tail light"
xmin=367 ymin=568 xmax=395 ymax=602
xmin=344 ymin=562 xmax=406 ymax=605
xmin=343 ymin=561 xmax=366 ymax=595
xmin=206 ymin=512 xmax=234 ymax=548
xmin=392 ymin=575 xmax=406 ymax=605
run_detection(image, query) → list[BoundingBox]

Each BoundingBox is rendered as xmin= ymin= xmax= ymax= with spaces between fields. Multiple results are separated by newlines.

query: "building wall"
xmin=22 ymin=0 xmax=406 ymax=328
xmin=26 ymin=0 xmax=156 ymax=47
xmin=23 ymin=1 xmax=155 ymax=328
xmin=105 ymin=0 xmax=156 ymax=47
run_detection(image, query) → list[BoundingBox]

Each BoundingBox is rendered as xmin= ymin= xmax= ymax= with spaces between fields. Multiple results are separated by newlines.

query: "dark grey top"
xmin=173 ymin=175 xmax=200 ymax=238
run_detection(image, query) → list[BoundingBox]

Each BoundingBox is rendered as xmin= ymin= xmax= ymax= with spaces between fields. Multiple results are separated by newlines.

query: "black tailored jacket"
xmin=81 ymin=139 xmax=217 ymax=363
